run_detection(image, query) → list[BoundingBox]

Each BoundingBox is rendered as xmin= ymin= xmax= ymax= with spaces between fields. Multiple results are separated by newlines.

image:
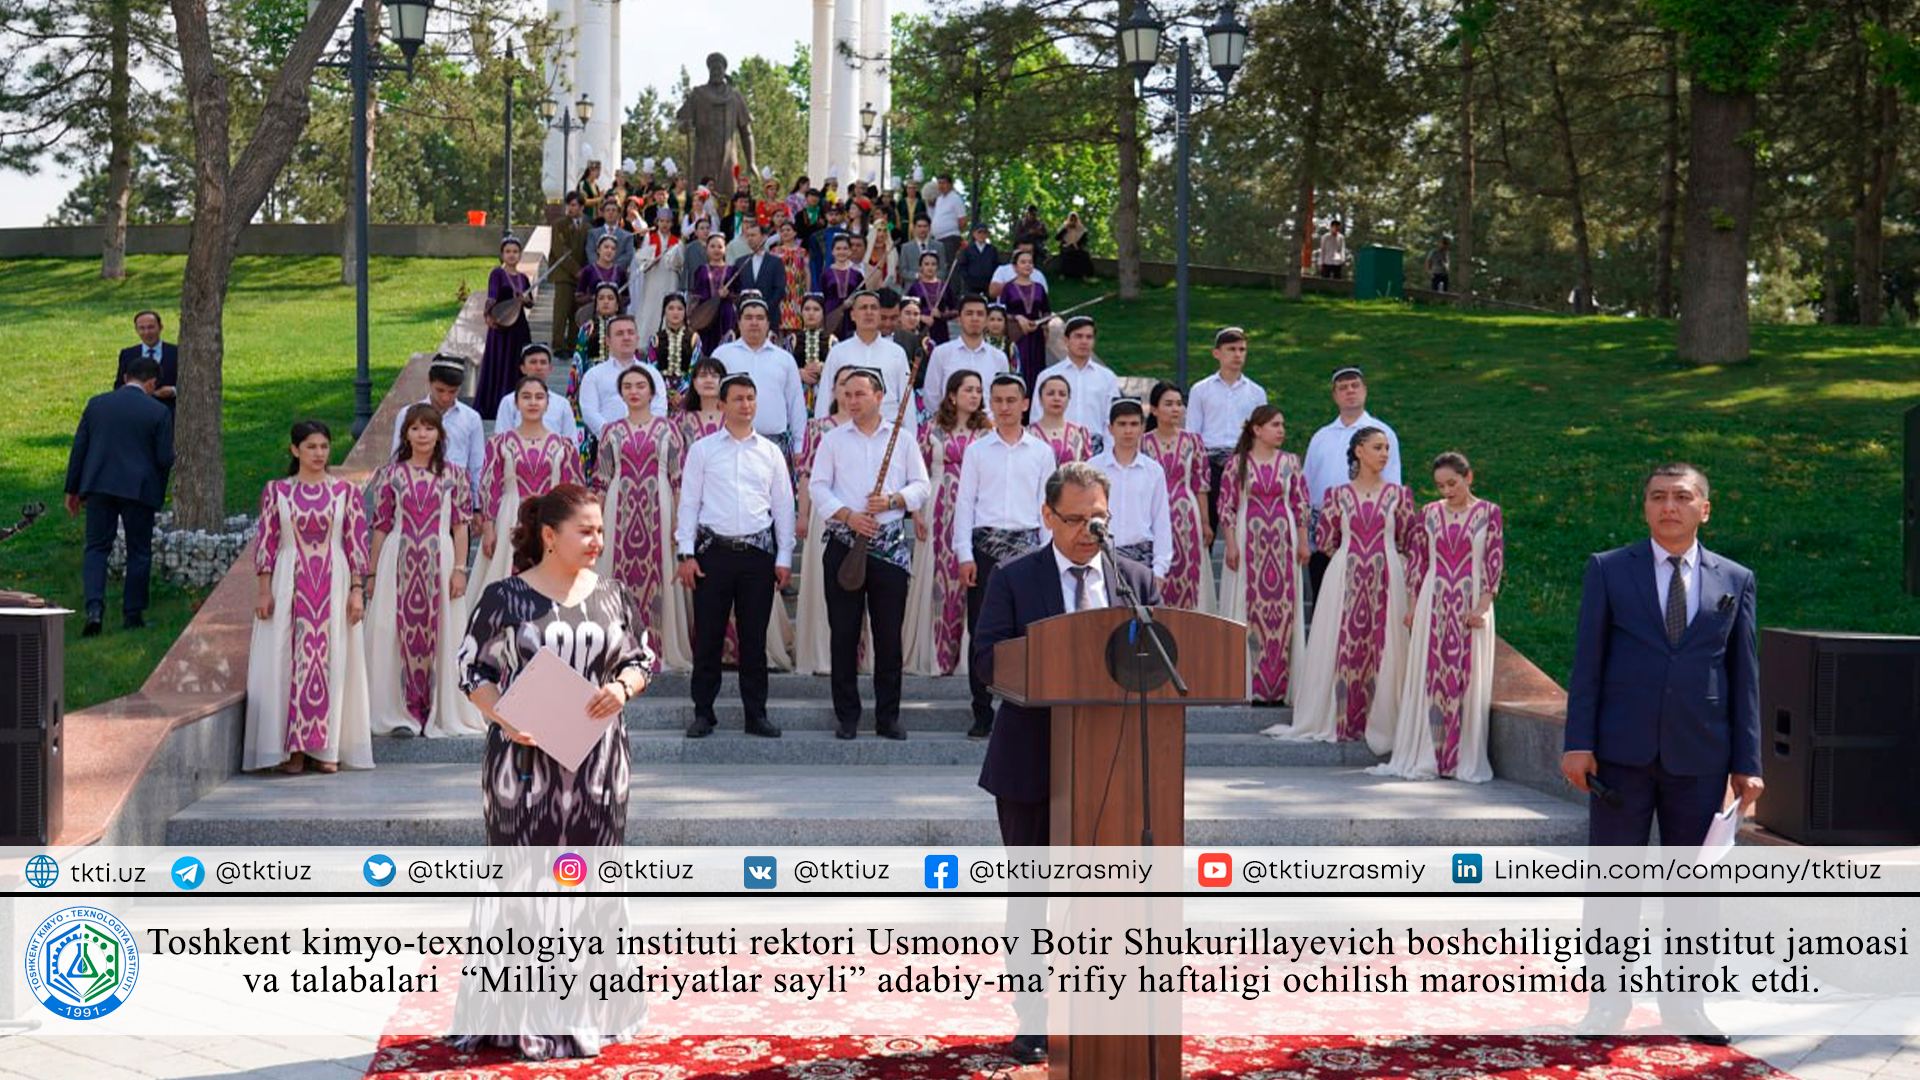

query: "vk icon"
xmin=1452 ymin=853 xmax=1483 ymax=884
xmin=743 ymin=856 xmax=778 ymax=889
xmin=924 ymin=854 xmax=960 ymax=890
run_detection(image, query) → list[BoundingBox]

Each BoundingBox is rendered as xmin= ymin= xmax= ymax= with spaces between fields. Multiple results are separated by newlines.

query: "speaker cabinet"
xmin=1755 ymin=628 xmax=1920 ymax=845
xmin=0 ymin=610 xmax=64 ymax=846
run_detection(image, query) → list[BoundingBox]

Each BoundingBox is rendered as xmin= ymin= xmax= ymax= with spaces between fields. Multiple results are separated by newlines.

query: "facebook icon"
xmin=1452 ymin=853 xmax=1483 ymax=884
xmin=744 ymin=856 xmax=778 ymax=889
xmin=924 ymin=854 xmax=960 ymax=890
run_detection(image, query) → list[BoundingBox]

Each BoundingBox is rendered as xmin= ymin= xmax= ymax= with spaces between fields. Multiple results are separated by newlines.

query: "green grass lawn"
xmin=0 ymin=255 xmax=490 ymax=709
xmin=1052 ymin=280 xmax=1920 ymax=681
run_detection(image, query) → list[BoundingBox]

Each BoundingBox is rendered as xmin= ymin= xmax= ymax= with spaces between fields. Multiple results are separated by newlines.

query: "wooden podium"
xmin=991 ymin=605 xmax=1247 ymax=1079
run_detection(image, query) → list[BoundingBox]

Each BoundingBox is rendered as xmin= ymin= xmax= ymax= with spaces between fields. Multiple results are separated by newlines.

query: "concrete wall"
xmin=0 ymin=224 xmax=504 ymax=260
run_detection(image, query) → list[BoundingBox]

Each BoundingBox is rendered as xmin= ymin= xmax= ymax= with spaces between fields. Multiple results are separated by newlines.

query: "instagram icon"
xmin=553 ymin=852 xmax=588 ymax=887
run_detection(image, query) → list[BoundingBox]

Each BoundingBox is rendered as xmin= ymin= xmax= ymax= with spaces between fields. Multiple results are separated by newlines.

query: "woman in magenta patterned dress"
xmin=999 ymin=250 xmax=1051 ymax=382
xmin=243 ymin=420 xmax=374 ymax=774
xmin=1216 ymin=407 xmax=1310 ymax=706
xmin=904 ymin=370 xmax=989 ymax=675
xmin=593 ymin=367 xmax=692 ymax=673
xmin=1282 ymin=426 xmax=1415 ymax=753
xmin=477 ymin=236 xmax=533 ymax=416
xmin=365 ymin=405 xmax=483 ymax=738
xmin=1143 ymin=381 xmax=1216 ymax=612
xmin=1371 ymin=452 xmax=1504 ymax=782
xmin=471 ymin=377 xmax=586 ymax=601
xmin=1029 ymin=372 xmax=1093 ymax=465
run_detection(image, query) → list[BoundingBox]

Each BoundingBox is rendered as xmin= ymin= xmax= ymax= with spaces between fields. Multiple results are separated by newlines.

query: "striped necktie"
xmin=1664 ymin=555 xmax=1688 ymax=645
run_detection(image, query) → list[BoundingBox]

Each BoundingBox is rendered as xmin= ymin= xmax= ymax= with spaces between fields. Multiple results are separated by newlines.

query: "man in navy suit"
xmin=1563 ymin=462 xmax=1760 ymax=1044
xmin=730 ymin=219 xmax=786 ymax=313
xmin=115 ymin=310 xmax=179 ymax=407
xmin=66 ymin=357 xmax=175 ymax=636
xmin=971 ymin=460 xmax=1161 ymax=1065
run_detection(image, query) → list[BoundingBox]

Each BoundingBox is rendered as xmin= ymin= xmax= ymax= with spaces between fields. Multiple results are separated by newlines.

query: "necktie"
xmin=1069 ymin=565 xmax=1091 ymax=612
xmin=1665 ymin=554 xmax=1688 ymax=645
xmin=146 ymin=345 xmax=155 ymax=362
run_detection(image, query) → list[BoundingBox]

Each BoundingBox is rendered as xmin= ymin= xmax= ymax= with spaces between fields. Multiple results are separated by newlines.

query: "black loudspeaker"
xmin=0 ymin=610 xmax=64 ymax=845
xmin=1755 ymin=628 xmax=1920 ymax=845
xmin=1906 ymin=404 xmax=1920 ymax=597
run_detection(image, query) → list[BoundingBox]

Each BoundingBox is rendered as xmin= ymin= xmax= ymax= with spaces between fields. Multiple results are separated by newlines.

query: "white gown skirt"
xmin=1278 ymin=544 xmax=1407 ymax=756
xmin=901 ymin=526 xmax=966 ymax=677
xmin=365 ymin=502 xmax=486 ymax=736
xmin=1218 ymin=491 xmax=1307 ymax=706
xmin=1367 ymin=590 xmax=1496 ymax=783
xmin=597 ymin=472 xmax=695 ymax=673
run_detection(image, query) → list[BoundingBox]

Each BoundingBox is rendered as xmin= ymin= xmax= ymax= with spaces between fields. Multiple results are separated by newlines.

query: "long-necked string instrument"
xmin=833 ymin=345 xmax=931 ymax=592
xmin=490 ymin=248 xmax=576 ymax=329
xmin=686 ymin=262 xmax=745 ymax=334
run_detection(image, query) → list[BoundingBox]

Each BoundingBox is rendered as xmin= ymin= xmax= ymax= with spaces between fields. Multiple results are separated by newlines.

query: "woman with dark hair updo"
xmin=453 ymin=482 xmax=656 ymax=1060
xmin=1142 ymin=380 xmax=1215 ymax=612
xmin=904 ymin=369 xmax=991 ymax=675
xmin=1217 ymin=406 xmax=1309 ymax=706
xmin=470 ymin=376 xmax=586 ymax=600
xmin=675 ymin=357 xmax=728 ymax=444
xmin=1281 ymin=425 xmax=1416 ymax=752
xmin=593 ymin=366 xmax=691 ymax=673
xmin=244 ymin=419 xmax=374 ymax=775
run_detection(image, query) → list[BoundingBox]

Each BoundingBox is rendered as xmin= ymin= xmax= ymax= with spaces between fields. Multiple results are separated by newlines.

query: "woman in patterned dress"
xmin=568 ymin=283 xmax=624 ymax=473
xmin=1143 ymin=381 xmax=1216 ymax=613
xmin=786 ymin=294 xmax=831 ymax=414
xmin=999 ymin=249 xmax=1051 ymax=382
xmin=243 ymin=420 xmax=374 ymax=774
xmin=1216 ymin=407 xmax=1310 ymax=707
xmin=471 ymin=377 xmax=587 ymax=601
xmin=984 ymin=304 xmax=1012 ymax=360
xmin=775 ymin=220 xmax=812 ymax=336
xmin=688 ymin=234 xmax=737 ymax=356
xmin=1370 ymin=452 xmax=1504 ymax=782
xmin=903 ymin=370 xmax=990 ymax=675
xmin=454 ymin=484 xmax=654 ymax=1060
xmin=647 ymin=292 xmax=702 ymax=408
xmin=1029 ymin=373 xmax=1093 ymax=465
xmin=1281 ymin=426 xmax=1415 ymax=753
xmin=593 ymin=367 xmax=692 ymax=674
xmin=365 ymin=405 xmax=483 ymax=738
xmin=792 ymin=368 xmax=860 ymax=676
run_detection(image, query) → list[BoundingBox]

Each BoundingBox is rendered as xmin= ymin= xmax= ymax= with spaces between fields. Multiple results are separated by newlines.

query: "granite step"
xmin=164 ymin=764 xmax=1587 ymax=847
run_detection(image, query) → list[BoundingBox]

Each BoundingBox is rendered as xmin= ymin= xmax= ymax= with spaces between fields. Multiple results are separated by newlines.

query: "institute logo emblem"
xmin=23 ymin=906 xmax=139 ymax=1019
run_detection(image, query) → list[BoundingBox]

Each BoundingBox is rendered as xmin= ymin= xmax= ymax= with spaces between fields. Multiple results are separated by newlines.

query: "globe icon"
xmin=24 ymin=854 xmax=59 ymax=889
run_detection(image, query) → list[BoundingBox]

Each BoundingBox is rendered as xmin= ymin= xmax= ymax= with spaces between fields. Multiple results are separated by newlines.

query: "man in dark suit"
xmin=1563 ymin=462 xmax=1760 ymax=1044
xmin=971 ymin=460 xmax=1162 ymax=1066
xmin=957 ymin=222 xmax=1001 ymax=296
xmin=115 ymin=310 xmax=179 ymax=407
xmin=66 ymin=357 xmax=175 ymax=636
xmin=731 ymin=219 xmax=785 ymax=313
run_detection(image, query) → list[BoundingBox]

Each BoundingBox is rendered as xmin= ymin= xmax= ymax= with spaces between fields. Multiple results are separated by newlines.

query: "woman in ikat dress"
xmin=1029 ymin=372 xmax=1093 ymax=465
xmin=364 ymin=404 xmax=483 ymax=737
xmin=1369 ymin=452 xmax=1505 ymax=782
xmin=471 ymin=377 xmax=587 ymax=600
xmin=592 ymin=367 xmax=692 ymax=673
xmin=1279 ymin=426 xmax=1415 ymax=753
xmin=1216 ymin=406 xmax=1310 ymax=706
xmin=1143 ymin=381 xmax=1215 ymax=613
xmin=243 ymin=420 xmax=374 ymax=774
xmin=903 ymin=370 xmax=991 ymax=675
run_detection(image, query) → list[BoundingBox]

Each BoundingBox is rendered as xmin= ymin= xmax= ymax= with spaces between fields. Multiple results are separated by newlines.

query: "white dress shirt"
xmin=1028 ymin=356 xmax=1121 ymax=433
xmin=1185 ymin=372 xmax=1270 ymax=451
xmin=1652 ymin=538 xmax=1700 ymax=626
xmin=714 ymin=336 xmax=808 ymax=440
xmin=1303 ymin=412 xmax=1403 ymax=508
xmin=392 ymin=397 xmax=485 ymax=508
xmin=807 ymin=419 xmax=932 ymax=526
xmin=674 ymin=428 xmax=797 ymax=568
xmin=578 ymin=354 xmax=669 ymax=437
xmin=1319 ymin=231 xmax=1347 ymax=266
xmin=1053 ymin=546 xmax=1109 ymax=612
xmin=817 ymin=334 xmax=916 ymax=436
xmin=492 ymin=389 xmax=579 ymax=442
xmin=989 ymin=263 xmax=1049 ymax=292
xmin=952 ymin=429 xmax=1055 ymax=563
xmin=930 ymin=189 xmax=967 ymax=239
xmin=1088 ymin=447 xmax=1173 ymax=578
xmin=922 ymin=336 xmax=1009 ymax=399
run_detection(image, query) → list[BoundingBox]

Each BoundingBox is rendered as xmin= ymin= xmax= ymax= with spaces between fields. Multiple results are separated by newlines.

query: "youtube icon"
xmin=1197 ymin=853 xmax=1233 ymax=887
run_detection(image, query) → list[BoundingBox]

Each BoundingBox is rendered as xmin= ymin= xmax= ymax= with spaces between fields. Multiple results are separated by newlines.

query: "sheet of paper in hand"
xmin=493 ymin=647 xmax=612 ymax=773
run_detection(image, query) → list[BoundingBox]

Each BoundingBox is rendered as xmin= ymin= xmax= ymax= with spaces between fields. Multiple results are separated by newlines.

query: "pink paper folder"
xmin=492 ymin=647 xmax=614 ymax=773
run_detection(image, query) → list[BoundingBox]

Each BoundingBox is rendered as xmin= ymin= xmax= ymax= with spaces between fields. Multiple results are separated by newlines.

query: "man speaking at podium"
xmin=970 ymin=461 xmax=1160 ymax=1064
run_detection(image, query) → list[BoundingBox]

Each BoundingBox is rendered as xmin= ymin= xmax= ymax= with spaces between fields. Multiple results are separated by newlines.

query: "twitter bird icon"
xmin=363 ymin=855 xmax=396 ymax=888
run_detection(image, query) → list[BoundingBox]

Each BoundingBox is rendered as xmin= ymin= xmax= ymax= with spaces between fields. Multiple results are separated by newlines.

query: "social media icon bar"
xmin=743 ymin=856 xmax=777 ymax=889
xmin=924 ymin=854 xmax=960 ymax=890
xmin=1452 ymin=853 xmax=1482 ymax=884
xmin=1197 ymin=852 xmax=1233 ymax=887
xmin=171 ymin=856 xmax=205 ymax=890
xmin=363 ymin=854 xmax=396 ymax=887
xmin=553 ymin=853 xmax=588 ymax=887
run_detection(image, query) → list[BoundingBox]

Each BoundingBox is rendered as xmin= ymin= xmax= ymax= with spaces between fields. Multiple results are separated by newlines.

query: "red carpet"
xmin=366 ymin=956 xmax=1792 ymax=1080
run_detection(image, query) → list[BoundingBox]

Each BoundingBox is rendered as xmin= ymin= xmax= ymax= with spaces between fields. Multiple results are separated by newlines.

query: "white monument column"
xmin=540 ymin=0 xmax=577 ymax=198
xmin=809 ymin=0 xmax=834 ymax=180
xmin=606 ymin=0 xmax=621 ymax=174
xmin=858 ymin=0 xmax=888 ymax=184
xmin=829 ymin=0 xmax=860 ymax=185
xmin=577 ymin=0 xmax=613 ymax=186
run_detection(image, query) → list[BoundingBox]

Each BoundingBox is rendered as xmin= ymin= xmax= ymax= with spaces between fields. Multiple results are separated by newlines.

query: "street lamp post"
xmin=312 ymin=0 xmax=430 ymax=437
xmin=542 ymin=93 xmax=593 ymax=200
xmin=1121 ymin=2 xmax=1248 ymax=392
xmin=859 ymin=102 xmax=891 ymax=194
xmin=502 ymin=41 xmax=514 ymax=238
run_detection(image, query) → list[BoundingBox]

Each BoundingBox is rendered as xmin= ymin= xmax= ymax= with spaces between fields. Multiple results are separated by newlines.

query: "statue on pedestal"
xmin=676 ymin=53 xmax=757 ymax=189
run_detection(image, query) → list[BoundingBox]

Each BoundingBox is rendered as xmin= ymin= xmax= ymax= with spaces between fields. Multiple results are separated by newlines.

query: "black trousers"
xmin=689 ymin=545 xmax=776 ymax=725
xmin=965 ymin=548 xmax=1007 ymax=726
xmin=83 ymin=494 xmax=155 ymax=616
xmin=1203 ymin=450 xmax=1230 ymax=537
xmin=822 ymin=538 xmax=909 ymax=731
xmin=1308 ymin=550 xmax=1332 ymax=600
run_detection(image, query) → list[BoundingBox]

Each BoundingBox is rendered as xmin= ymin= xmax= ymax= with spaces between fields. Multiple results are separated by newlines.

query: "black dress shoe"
xmin=82 ymin=602 xmax=104 ymax=637
xmin=1659 ymin=1005 xmax=1729 ymax=1045
xmin=966 ymin=721 xmax=992 ymax=740
xmin=122 ymin=612 xmax=146 ymax=630
xmin=1575 ymin=995 xmax=1631 ymax=1038
xmin=835 ymin=726 xmax=856 ymax=741
xmin=745 ymin=719 xmax=783 ymax=738
xmin=876 ymin=725 xmax=907 ymax=741
xmin=685 ymin=715 xmax=718 ymax=739
xmin=1004 ymin=1035 xmax=1047 ymax=1065
xmin=81 ymin=617 xmax=103 ymax=638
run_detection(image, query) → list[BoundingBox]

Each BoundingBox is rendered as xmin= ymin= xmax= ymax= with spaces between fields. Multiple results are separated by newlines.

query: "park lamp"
xmin=387 ymin=0 xmax=429 ymax=62
xmin=1119 ymin=5 xmax=1165 ymax=86
xmin=860 ymin=101 xmax=877 ymax=134
xmin=538 ymin=96 xmax=558 ymax=123
xmin=574 ymin=92 xmax=593 ymax=123
xmin=1206 ymin=3 xmax=1249 ymax=87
